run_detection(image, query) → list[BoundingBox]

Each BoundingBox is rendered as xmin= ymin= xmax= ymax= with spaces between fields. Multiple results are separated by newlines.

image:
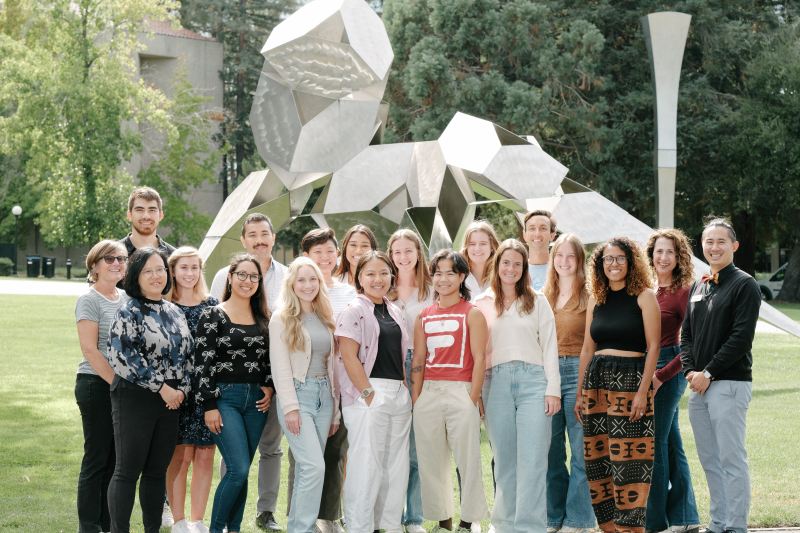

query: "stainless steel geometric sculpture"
xmin=250 ymin=0 xmax=393 ymax=190
xmin=642 ymin=12 xmax=691 ymax=229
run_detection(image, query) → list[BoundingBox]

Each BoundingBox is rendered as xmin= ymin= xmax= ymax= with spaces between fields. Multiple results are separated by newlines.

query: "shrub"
xmin=0 ymin=257 xmax=14 ymax=276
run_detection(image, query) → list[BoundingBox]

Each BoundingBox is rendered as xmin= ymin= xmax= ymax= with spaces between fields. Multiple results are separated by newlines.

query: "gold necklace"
xmin=437 ymin=300 xmax=459 ymax=325
xmin=375 ymin=302 xmax=386 ymax=319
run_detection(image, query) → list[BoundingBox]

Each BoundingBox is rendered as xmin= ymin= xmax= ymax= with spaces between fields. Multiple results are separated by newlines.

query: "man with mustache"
xmin=210 ymin=213 xmax=287 ymax=532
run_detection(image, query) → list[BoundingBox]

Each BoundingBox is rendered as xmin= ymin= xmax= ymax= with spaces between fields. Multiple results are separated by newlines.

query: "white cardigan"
xmin=474 ymin=291 xmax=561 ymax=398
xmin=269 ymin=314 xmax=341 ymax=423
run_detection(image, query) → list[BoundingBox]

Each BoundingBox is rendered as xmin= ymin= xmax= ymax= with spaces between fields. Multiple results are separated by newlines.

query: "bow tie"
xmin=702 ymin=273 xmax=719 ymax=285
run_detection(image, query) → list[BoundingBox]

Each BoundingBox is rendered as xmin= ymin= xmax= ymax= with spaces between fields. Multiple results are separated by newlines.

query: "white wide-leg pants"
xmin=342 ymin=378 xmax=412 ymax=533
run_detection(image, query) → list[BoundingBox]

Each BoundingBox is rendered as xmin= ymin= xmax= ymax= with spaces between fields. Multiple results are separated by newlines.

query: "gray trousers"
xmin=688 ymin=380 xmax=752 ymax=533
xmin=219 ymin=399 xmax=283 ymax=513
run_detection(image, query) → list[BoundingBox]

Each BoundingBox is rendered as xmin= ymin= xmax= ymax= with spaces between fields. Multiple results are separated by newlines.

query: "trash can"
xmin=26 ymin=255 xmax=41 ymax=278
xmin=43 ymin=256 xmax=56 ymax=278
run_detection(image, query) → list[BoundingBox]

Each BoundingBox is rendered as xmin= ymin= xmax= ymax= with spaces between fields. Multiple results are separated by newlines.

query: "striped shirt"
xmin=209 ymin=257 xmax=288 ymax=313
xmin=328 ymin=282 xmax=356 ymax=320
xmin=74 ymin=288 xmax=128 ymax=375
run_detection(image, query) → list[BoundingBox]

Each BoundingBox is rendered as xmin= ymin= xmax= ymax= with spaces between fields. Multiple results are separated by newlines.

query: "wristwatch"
xmin=703 ymin=369 xmax=713 ymax=380
xmin=360 ymin=387 xmax=374 ymax=399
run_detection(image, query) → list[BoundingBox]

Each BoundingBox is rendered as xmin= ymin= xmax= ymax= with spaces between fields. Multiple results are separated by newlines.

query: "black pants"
xmin=108 ymin=378 xmax=179 ymax=533
xmin=76 ymin=374 xmax=116 ymax=533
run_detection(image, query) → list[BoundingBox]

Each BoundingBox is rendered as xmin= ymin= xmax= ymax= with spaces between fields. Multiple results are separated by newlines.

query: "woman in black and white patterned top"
xmin=194 ymin=253 xmax=273 ymax=533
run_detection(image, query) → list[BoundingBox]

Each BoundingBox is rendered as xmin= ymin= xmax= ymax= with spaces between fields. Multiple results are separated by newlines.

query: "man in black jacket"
xmin=680 ymin=217 xmax=760 ymax=533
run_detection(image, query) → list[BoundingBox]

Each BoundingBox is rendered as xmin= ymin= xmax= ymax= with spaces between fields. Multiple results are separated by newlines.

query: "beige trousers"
xmin=412 ymin=380 xmax=489 ymax=523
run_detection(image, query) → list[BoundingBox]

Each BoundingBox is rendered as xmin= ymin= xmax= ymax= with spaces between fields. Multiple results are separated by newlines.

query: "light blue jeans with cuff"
xmin=483 ymin=361 xmax=552 ymax=533
xmin=277 ymin=376 xmax=334 ymax=533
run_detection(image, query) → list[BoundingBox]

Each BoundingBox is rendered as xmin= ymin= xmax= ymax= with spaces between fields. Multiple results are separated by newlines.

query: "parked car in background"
xmin=759 ymin=263 xmax=787 ymax=300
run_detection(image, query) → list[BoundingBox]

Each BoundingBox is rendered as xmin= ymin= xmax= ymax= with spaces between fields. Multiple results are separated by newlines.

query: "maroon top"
xmin=654 ymin=286 xmax=690 ymax=383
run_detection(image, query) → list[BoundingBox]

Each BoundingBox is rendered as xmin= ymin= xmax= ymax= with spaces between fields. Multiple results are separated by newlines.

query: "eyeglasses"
xmin=103 ymin=255 xmax=127 ymax=265
xmin=234 ymin=271 xmax=261 ymax=283
xmin=142 ymin=267 xmax=168 ymax=278
xmin=602 ymin=255 xmax=628 ymax=266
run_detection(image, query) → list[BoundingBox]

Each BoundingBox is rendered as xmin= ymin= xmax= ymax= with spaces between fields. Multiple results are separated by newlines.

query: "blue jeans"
xmin=646 ymin=346 xmax=700 ymax=530
xmin=403 ymin=350 xmax=424 ymax=526
xmin=546 ymin=357 xmax=595 ymax=529
xmin=482 ymin=361 xmax=551 ymax=533
xmin=278 ymin=376 xmax=334 ymax=533
xmin=209 ymin=383 xmax=268 ymax=533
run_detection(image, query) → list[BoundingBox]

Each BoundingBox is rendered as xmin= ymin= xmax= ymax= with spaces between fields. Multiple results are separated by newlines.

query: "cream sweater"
xmin=474 ymin=291 xmax=561 ymax=398
xmin=269 ymin=314 xmax=341 ymax=423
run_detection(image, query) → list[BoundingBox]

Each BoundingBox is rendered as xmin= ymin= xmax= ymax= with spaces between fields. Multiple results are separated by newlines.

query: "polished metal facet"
xmin=250 ymin=0 xmax=393 ymax=186
xmin=642 ymin=12 xmax=691 ymax=228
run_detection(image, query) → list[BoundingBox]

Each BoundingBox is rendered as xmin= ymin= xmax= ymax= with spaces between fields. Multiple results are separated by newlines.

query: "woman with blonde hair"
xmin=543 ymin=234 xmax=595 ymax=533
xmin=333 ymin=225 xmax=378 ymax=287
xmin=644 ymin=229 xmax=700 ymax=533
xmin=474 ymin=239 xmax=559 ymax=533
xmin=575 ymin=237 xmax=660 ymax=533
xmin=75 ymin=240 xmax=129 ymax=533
xmin=386 ymin=229 xmax=432 ymax=533
xmin=166 ymin=247 xmax=218 ymax=533
xmin=460 ymin=220 xmax=500 ymax=301
xmin=271 ymin=257 xmax=340 ymax=533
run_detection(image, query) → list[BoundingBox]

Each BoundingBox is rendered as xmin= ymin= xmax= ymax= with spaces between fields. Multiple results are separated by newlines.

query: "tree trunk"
xmin=732 ymin=209 xmax=756 ymax=276
xmin=777 ymin=212 xmax=800 ymax=302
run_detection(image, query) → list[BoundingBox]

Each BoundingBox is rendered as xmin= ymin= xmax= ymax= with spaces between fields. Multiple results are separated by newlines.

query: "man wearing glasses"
xmin=121 ymin=187 xmax=176 ymax=258
xmin=209 ymin=212 xmax=287 ymax=532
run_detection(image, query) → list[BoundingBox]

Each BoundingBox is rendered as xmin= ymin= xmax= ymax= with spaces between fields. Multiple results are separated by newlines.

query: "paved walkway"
xmin=0 ymin=279 xmax=90 ymax=296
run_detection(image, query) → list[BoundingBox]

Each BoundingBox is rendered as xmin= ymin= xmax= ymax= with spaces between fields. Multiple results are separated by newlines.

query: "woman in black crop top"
xmin=575 ymin=237 xmax=661 ymax=533
xmin=195 ymin=254 xmax=273 ymax=533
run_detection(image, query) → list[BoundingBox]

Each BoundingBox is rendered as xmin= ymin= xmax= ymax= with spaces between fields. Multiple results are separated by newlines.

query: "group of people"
xmin=74 ymin=187 xmax=760 ymax=533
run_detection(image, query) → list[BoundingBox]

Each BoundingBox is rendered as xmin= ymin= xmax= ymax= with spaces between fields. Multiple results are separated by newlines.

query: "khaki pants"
xmin=413 ymin=380 xmax=489 ymax=523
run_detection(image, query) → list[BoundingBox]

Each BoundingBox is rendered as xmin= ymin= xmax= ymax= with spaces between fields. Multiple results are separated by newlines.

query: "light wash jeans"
xmin=482 ymin=361 xmax=551 ymax=533
xmin=209 ymin=383 xmax=268 ymax=533
xmin=403 ymin=349 xmax=424 ymax=526
xmin=689 ymin=380 xmax=752 ymax=533
xmin=546 ymin=356 xmax=595 ymax=529
xmin=277 ymin=376 xmax=334 ymax=533
xmin=646 ymin=346 xmax=699 ymax=531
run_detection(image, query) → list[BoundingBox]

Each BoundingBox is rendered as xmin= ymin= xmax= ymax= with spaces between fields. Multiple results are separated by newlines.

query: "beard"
xmin=133 ymin=220 xmax=156 ymax=237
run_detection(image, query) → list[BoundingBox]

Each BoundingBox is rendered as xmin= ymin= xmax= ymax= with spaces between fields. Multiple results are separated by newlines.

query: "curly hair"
xmin=588 ymin=237 xmax=654 ymax=305
xmin=646 ymin=228 xmax=695 ymax=294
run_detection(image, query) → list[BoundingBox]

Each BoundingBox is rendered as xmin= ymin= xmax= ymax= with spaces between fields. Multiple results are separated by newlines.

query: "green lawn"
xmin=0 ymin=295 xmax=798 ymax=532
xmin=769 ymin=301 xmax=800 ymax=322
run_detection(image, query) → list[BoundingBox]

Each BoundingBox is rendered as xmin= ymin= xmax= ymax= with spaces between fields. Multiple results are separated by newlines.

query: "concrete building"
xmin=9 ymin=21 xmax=224 ymax=277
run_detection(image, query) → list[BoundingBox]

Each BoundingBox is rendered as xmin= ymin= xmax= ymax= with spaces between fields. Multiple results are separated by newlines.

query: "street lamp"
xmin=11 ymin=205 xmax=21 ymax=276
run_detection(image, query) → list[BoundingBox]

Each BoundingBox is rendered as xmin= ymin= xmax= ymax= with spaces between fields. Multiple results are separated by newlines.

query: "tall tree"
xmin=180 ymin=0 xmax=297 ymax=195
xmin=0 ymin=0 xmax=178 ymax=248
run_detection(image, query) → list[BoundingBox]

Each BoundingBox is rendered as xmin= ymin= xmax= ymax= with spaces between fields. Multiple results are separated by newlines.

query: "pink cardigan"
xmin=334 ymin=294 xmax=408 ymax=408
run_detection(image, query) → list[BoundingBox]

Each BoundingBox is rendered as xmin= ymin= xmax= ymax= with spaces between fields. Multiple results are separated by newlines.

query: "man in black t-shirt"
xmin=680 ymin=217 xmax=760 ymax=533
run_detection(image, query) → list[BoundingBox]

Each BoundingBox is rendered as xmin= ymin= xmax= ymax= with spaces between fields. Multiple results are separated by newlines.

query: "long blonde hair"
xmin=387 ymin=229 xmax=432 ymax=302
xmin=489 ymin=239 xmax=536 ymax=317
xmin=460 ymin=220 xmax=500 ymax=287
xmin=168 ymin=247 xmax=211 ymax=302
xmin=543 ymin=234 xmax=588 ymax=311
xmin=277 ymin=257 xmax=335 ymax=353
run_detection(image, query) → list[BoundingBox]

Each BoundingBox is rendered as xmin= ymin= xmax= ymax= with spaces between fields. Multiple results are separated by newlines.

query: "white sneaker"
xmin=547 ymin=528 xmax=561 ymax=533
xmin=488 ymin=526 xmax=496 ymax=533
xmin=333 ymin=520 xmax=346 ymax=533
xmin=162 ymin=504 xmax=175 ymax=528
xmin=406 ymin=525 xmax=426 ymax=533
xmin=471 ymin=523 xmax=482 ymax=533
xmin=317 ymin=520 xmax=334 ymax=533
xmin=559 ymin=528 xmax=592 ymax=533
xmin=191 ymin=520 xmax=210 ymax=533
xmin=172 ymin=519 xmax=192 ymax=533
